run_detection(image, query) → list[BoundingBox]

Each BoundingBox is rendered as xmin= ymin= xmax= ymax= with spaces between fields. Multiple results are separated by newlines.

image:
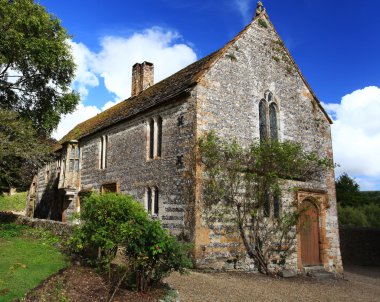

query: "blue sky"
xmin=38 ymin=0 xmax=380 ymax=190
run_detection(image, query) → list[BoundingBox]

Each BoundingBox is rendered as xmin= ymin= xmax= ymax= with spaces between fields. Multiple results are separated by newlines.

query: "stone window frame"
xmin=145 ymin=186 xmax=159 ymax=216
xmin=259 ymin=91 xmax=280 ymax=141
xmin=263 ymin=191 xmax=281 ymax=219
xmin=69 ymin=144 xmax=80 ymax=172
xmin=147 ymin=116 xmax=163 ymax=160
xmin=99 ymin=135 xmax=108 ymax=170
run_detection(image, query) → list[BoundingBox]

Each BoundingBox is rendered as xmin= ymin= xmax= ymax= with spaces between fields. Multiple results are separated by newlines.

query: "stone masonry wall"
xmin=193 ymin=15 xmax=342 ymax=272
xmin=79 ymin=95 xmax=197 ymax=237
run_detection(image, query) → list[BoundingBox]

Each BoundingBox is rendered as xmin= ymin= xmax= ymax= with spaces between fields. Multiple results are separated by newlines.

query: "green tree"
xmin=0 ymin=108 xmax=51 ymax=192
xmin=198 ymin=133 xmax=331 ymax=275
xmin=0 ymin=0 xmax=79 ymax=136
xmin=335 ymin=173 xmax=360 ymax=207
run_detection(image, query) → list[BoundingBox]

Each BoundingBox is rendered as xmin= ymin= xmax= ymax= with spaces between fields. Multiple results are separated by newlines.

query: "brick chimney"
xmin=131 ymin=61 xmax=154 ymax=97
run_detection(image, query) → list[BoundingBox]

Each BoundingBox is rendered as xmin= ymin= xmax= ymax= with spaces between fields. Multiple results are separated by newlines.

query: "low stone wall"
xmin=339 ymin=226 xmax=380 ymax=266
xmin=0 ymin=211 xmax=74 ymax=238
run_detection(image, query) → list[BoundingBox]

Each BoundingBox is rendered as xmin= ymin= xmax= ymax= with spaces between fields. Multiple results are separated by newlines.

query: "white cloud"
xmin=52 ymin=103 xmax=101 ymax=140
xmin=69 ymin=41 xmax=99 ymax=100
xmin=324 ymin=86 xmax=380 ymax=189
xmin=94 ymin=28 xmax=197 ymax=100
xmin=53 ymin=27 xmax=197 ymax=140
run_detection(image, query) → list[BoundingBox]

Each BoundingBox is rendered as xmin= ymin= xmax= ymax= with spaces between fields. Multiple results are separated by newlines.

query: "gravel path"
xmin=165 ymin=266 xmax=380 ymax=302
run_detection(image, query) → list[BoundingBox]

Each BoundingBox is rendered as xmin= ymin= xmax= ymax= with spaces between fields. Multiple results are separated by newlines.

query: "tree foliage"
xmin=336 ymin=173 xmax=360 ymax=207
xmin=69 ymin=193 xmax=192 ymax=293
xmin=198 ymin=132 xmax=331 ymax=274
xmin=0 ymin=0 xmax=79 ymax=135
xmin=0 ymin=108 xmax=51 ymax=191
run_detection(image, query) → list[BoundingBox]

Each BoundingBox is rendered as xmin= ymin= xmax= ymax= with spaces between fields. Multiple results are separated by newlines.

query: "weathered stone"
xmin=278 ymin=269 xmax=297 ymax=278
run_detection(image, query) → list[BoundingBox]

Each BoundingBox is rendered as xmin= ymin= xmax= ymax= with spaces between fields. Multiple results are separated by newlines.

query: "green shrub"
xmin=361 ymin=203 xmax=380 ymax=228
xmin=338 ymin=204 xmax=368 ymax=227
xmin=69 ymin=193 xmax=191 ymax=292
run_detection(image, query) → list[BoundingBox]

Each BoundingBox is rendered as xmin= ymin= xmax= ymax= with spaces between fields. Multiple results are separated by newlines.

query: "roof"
xmin=56 ymin=48 xmax=225 ymax=151
xmin=57 ymin=11 xmax=332 ymax=150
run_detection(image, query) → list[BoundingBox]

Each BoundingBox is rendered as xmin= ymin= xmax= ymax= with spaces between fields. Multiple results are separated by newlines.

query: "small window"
xmin=101 ymin=182 xmax=117 ymax=194
xmin=145 ymin=186 xmax=159 ymax=216
xmin=259 ymin=100 xmax=267 ymax=141
xmin=147 ymin=116 xmax=163 ymax=159
xmin=147 ymin=187 xmax=152 ymax=213
xmin=149 ymin=119 xmax=154 ymax=159
xmin=99 ymin=136 xmax=107 ymax=169
xmin=273 ymin=194 xmax=280 ymax=218
xmin=157 ymin=117 xmax=162 ymax=157
xmin=153 ymin=187 xmax=159 ymax=215
xmin=269 ymin=103 xmax=278 ymax=141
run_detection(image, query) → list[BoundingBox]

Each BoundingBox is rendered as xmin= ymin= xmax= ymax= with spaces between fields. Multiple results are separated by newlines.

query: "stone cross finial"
xmin=255 ymin=1 xmax=265 ymax=18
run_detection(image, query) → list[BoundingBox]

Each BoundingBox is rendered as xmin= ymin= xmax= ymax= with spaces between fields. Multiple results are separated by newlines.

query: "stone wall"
xmin=0 ymin=212 xmax=73 ymax=238
xmin=79 ymin=95 xmax=197 ymax=237
xmin=193 ymin=14 xmax=342 ymax=272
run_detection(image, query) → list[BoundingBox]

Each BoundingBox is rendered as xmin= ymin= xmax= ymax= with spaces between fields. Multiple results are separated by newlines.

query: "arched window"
xmin=258 ymin=91 xmax=279 ymax=141
xmin=259 ymin=99 xmax=267 ymax=141
xmin=269 ymin=103 xmax=278 ymax=141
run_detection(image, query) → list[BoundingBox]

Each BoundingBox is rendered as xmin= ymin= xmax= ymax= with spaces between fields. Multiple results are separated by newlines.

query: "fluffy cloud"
xmin=94 ymin=28 xmax=197 ymax=100
xmin=53 ymin=27 xmax=197 ymax=140
xmin=52 ymin=103 xmax=101 ymax=140
xmin=324 ymin=86 xmax=380 ymax=190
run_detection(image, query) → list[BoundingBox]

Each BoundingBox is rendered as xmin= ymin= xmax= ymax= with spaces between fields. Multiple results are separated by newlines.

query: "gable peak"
xmin=254 ymin=1 xmax=265 ymax=19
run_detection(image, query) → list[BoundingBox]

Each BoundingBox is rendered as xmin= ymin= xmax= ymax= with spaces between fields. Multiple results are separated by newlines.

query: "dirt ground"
xmin=22 ymin=265 xmax=166 ymax=302
xmin=22 ymin=265 xmax=380 ymax=301
xmin=165 ymin=266 xmax=380 ymax=302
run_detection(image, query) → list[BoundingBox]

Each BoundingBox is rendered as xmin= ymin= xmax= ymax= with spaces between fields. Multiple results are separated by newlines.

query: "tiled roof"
xmin=56 ymin=48 xmax=225 ymax=150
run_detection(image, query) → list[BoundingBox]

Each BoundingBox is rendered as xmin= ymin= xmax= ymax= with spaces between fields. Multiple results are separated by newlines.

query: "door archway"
xmin=300 ymin=200 xmax=320 ymax=266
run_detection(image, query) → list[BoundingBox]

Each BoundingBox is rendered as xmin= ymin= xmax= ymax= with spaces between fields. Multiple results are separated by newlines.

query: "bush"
xmin=69 ymin=193 xmax=191 ymax=292
xmin=338 ymin=204 xmax=368 ymax=227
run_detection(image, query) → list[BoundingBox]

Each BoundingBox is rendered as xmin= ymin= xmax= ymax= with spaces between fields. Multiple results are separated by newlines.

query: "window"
xmin=145 ymin=186 xmax=159 ymax=216
xmin=101 ymin=182 xmax=117 ymax=194
xmin=147 ymin=116 xmax=163 ymax=159
xmin=263 ymin=192 xmax=281 ymax=218
xmin=99 ymin=135 xmax=108 ymax=169
xmin=258 ymin=91 xmax=279 ymax=141
xmin=69 ymin=145 xmax=80 ymax=172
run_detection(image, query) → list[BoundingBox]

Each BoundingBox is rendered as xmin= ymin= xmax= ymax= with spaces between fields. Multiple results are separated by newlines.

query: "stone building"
xmin=28 ymin=2 xmax=343 ymax=273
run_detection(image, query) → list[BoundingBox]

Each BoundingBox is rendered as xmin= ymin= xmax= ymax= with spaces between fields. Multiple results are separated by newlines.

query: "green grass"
xmin=0 ymin=223 xmax=68 ymax=302
xmin=0 ymin=192 xmax=27 ymax=212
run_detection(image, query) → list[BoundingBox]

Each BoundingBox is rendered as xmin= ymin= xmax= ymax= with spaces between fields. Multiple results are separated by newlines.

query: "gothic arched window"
xmin=258 ymin=91 xmax=279 ymax=141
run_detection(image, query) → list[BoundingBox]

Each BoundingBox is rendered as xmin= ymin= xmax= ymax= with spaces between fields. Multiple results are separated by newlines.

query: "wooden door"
xmin=300 ymin=201 xmax=320 ymax=266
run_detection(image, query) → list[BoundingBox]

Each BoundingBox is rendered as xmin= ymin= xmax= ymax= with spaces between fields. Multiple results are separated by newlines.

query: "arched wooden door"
xmin=300 ymin=200 xmax=320 ymax=266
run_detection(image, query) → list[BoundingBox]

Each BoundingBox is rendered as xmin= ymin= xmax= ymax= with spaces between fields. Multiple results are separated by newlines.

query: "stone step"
xmin=306 ymin=270 xmax=335 ymax=280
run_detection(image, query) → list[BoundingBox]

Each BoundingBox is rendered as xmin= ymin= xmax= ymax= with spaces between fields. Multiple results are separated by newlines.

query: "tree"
xmin=198 ymin=133 xmax=331 ymax=275
xmin=0 ymin=108 xmax=51 ymax=192
xmin=335 ymin=173 xmax=360 ymax=207
xmin=0 ymin=0 xmax=79 ymax=136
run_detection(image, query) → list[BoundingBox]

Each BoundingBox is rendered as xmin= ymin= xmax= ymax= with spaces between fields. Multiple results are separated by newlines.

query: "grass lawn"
xmin=0 ymin=223 xmax=68 ymax=302
xmin=0 ymin=192 xmax=27 ymax=212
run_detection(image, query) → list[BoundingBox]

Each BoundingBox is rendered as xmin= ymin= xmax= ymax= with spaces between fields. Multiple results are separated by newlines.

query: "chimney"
xmin=131 ymin=61 xmax=154 ymax=97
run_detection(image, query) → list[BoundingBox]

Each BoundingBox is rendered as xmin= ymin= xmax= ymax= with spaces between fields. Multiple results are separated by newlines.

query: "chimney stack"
xmin=131 ymin=61 xmax=154 ymax=97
